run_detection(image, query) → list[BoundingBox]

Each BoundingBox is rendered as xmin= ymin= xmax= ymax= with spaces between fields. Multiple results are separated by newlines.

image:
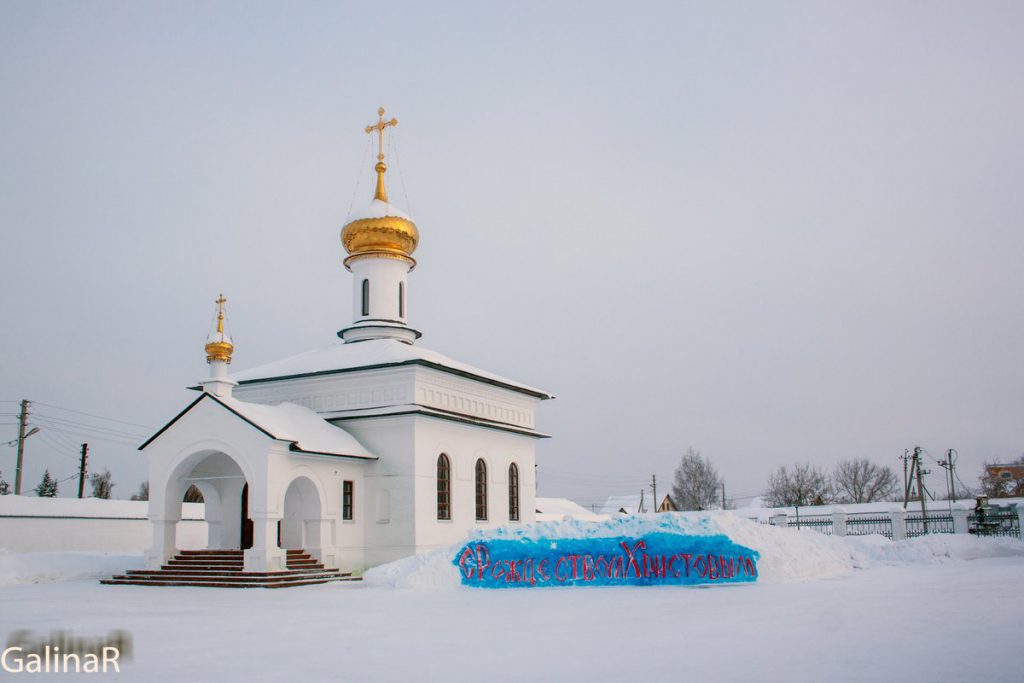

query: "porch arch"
xmin=280 ymin=474 xmax=328 ymax=557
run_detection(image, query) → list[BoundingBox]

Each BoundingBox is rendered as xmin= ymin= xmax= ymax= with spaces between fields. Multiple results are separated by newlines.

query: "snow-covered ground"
xmin=2 ymin=515 xmax=1023 ymax=681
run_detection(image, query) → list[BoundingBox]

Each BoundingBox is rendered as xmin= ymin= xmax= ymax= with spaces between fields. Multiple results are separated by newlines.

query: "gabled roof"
xmin=139 ymin=393 xmax=377 ymax=460
xmin=226 ymin=338 xmax=553 ymax=400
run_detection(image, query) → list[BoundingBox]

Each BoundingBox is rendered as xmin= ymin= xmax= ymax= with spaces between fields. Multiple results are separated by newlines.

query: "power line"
xmin=28 ymin=400 xmax=155 ymax=430
xmin=36 ymin=432 xmax=83 ymax=463
xmin=32 ymin=426 xmax=139 ymax=448
xmin=30 ymin=417 xmax=148 ymax=444
xmin=31 ymin=413 xmax=149 ymax=439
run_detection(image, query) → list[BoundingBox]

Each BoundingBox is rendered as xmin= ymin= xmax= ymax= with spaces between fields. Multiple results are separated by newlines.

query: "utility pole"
xmin=638 ymin=488 xmax=645 ymax=513
xmin=937 ymin=449 xmax=958 ymax=510
xmin=913 ymin=446 xmax=928 ymax=532
xmin=77 ymin=443 xmax=89 ymax=499
xmin=14 ymin=400 xmax=29 ymax=495
xmin=651 ymin=475 xmax=657 ymax=513
xmin=721 ymin=482 xmax=726 ymax=510
xmin=901 ymin=449 xmax=910 ymax=505
xmin=948 ymin=449 xmax=958 ymax=503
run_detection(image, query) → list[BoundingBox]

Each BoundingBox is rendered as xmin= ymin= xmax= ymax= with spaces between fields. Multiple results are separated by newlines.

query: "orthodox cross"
xmin=215 ymin=293 xmax=227 ymax=335
xmin=365 ymin=107 xmax=398 ymax=164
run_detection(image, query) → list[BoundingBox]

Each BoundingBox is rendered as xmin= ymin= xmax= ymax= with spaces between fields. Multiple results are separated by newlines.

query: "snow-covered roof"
xmin=141 ymin=393 xmax=376 ymax=460
xmin=599 ymin=494 xmax=650 ymax=516
xmin=346 ymin=198 xmax=413 ymax=222
xmin=228 ymin=338 xmax=553 ymax=399
xmin=535 ymin=497 xmax=609 ymax=522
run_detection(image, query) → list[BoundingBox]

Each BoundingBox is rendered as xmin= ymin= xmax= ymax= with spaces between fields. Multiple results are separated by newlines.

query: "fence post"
xmin=770 ymin=512 xmax=788 ymax=528
xmin=951 ymin=503 xmax=970 ymax=535
xmin=831 ymin=508 xmax=847 ymax=537
xmin=889 ymin=508 xmax=906 ymax=541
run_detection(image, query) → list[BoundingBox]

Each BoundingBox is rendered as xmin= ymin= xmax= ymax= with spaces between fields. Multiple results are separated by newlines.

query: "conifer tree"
xmin=35 ymin=469 xmax=59 ymax=497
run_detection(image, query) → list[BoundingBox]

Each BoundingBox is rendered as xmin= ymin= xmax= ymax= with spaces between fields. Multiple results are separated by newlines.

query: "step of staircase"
xmin=102 ymin=549 xmax=359 ymax=589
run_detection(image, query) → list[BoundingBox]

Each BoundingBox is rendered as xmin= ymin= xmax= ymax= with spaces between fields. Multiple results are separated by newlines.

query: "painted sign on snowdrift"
xmin=454 ymin=532 xmax=758 ymax=588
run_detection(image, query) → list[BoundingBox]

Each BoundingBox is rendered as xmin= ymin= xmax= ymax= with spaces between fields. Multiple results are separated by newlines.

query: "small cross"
xmin=215 ymin=293 xmax=227 ymax=334
xmin=365 ymin=106 xmax=398 ymax=163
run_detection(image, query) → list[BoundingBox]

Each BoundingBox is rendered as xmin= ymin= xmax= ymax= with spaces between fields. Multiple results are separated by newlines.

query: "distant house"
xmin=984 ymin=463 xmax=1024 ymax=497
xmin=657 ymin=495 xmax=678 ymax=512
xmin=599 ymin=494 xmax=647 ymax=516
xmin=535 ymin=498 xmax=609 ymax=522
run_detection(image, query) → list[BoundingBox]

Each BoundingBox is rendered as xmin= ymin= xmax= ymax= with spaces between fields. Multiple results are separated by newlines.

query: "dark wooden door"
xmin=240 ymin=483 xmax=253 ymax=549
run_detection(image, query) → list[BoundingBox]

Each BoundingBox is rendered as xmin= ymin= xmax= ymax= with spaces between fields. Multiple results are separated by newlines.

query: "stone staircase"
xmin=101 ymin=549 xmax=360 ymax=589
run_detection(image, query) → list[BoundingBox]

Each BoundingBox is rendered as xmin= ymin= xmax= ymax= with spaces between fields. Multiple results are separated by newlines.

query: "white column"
xmin=890 ymin=508 xmax=907 ymax=541
xmin=198 ymin=360 xmax=237 ymax=398
xmin=244 ymin=514 xmax=286 ymax=572
xmin=218 ymin=479 xmax=245 ymax=550
xmin=951 ymin=504 xmax=970 ymax=535
xmin=303 ymin=518 xmax=332 ymax=562
xmin=192 ymin=481 xmax=222 ymax=550
xmin=831 ymin=508 xmax=848 ymax=537
xmin=145 ymin=518 xmax=179 ymax=569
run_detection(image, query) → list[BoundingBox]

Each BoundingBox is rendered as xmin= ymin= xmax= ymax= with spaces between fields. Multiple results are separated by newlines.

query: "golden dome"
xmin=341 ymin=185 xmax=418 ymax=269
xmin=341 ymin=108 xmax=418 ymax=270
xmin=205 ymin=339 xmax=234 ymax=364
xmin=205 ymin=293 xmax=234 ymax=363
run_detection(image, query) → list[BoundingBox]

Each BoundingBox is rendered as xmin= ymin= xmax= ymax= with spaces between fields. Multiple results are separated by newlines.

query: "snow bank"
xmin=847 ymin=533 xmax=1024 ymax=565
xmin=364 ymin=512 xmax=1024 ymax=591
xmin=366 ymin=513 xmax=857 ymax=590
xmin=0 ymin=550 xmax=143 ymax=586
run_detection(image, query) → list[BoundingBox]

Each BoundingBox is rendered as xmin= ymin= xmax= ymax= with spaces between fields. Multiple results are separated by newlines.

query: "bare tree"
xmin=671 ymin=447 xmax=723 ymax=510
xmin=0 ymin=470 xmax=10 ymax=495
xmin=130 ymin=481 xmax=149 ymax=501
xmin=833 ymin=458 xmax=897 ymax=503
xmin=764 ymin=463 xmax=832 ymax=508
xmin=89 ymin=468 xmax=115 ymax=499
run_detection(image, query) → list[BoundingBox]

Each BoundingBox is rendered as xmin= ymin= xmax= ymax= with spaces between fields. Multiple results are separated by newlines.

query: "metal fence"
xmin=845 ymin=513 xmax=893 ymax=539
xmin=763 ymin=503 xmax=1021 ymax=540
xmin=787 ymin=515 xmax=833 ymax=535
xmin=969 ymin=508 xmax=1021 ymax=538
xmin=905 ymin=512 xmax=954 ymax=537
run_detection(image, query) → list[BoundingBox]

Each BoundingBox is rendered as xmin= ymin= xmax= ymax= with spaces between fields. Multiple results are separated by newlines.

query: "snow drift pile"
xmin=364 ymin=512 xmax=1024 ymax=590
xmin=0 ymin=550 xmax=143 ymax=586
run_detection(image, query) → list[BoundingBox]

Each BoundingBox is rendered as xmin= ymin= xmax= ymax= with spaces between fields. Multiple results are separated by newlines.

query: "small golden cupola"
xmin=204 ymin=293 xmax=234 ymax=364
xmin=340 ymin=107 xmax=419 ymax=270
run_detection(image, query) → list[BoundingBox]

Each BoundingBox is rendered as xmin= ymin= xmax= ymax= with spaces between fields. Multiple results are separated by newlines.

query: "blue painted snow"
xmin=453 ymin=532 xmax=759 ymax=589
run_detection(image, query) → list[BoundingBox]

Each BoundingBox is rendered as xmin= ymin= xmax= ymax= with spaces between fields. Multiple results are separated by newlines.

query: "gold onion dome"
xmin=205 ymin=293 xmax=234 ymax=363
xmin=341 ymin=107 xmax=418 ymax=270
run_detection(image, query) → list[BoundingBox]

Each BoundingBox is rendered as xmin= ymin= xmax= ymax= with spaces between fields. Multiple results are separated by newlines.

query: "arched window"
xmin=398 ymin=282 xmax=405 ymax=318
xmin=475 ymin=459 xmax=488 ymax=521
xmin=437 ymin=454 xmax=451 ymax=520
xmin=508 ymin=462 xmax=520 ymax=521
xmin=361 ymin=279 xmax=370 ymax=316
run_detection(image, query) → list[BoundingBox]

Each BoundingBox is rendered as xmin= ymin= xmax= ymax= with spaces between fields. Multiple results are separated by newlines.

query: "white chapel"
xmin=137 ymin=109 xmax=553 ymax=578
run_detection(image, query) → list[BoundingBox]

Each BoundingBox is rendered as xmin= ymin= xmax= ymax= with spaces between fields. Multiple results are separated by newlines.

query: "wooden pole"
xmin=14 ymin=400 xmax=28 ymax=495
xmin=77 ymin=443 xmax=89 ymax=499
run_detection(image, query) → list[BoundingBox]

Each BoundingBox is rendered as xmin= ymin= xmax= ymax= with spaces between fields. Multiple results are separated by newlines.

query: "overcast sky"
xmin=1 ymin=1 xmax=1021 ymax=508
